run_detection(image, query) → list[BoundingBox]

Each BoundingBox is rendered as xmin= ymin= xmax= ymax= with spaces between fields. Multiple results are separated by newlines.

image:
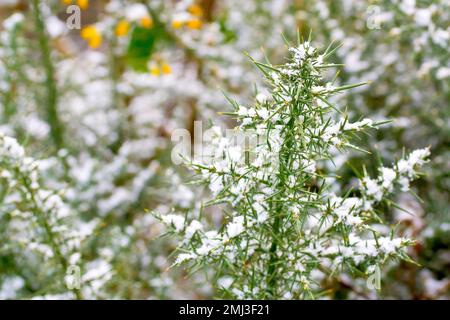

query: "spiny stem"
xmin=266 ymin=120 xmax=295 ymax=297
xmin=267 ymin=210 xmax=281 ymax=296
xmin=107 ymin=36 xmax=125 ymax=153
xmin=21 ymin=171 xmax=83 ymax=300
xmin=2 ymin=26 xmax=19 ymax=120
xmin=31 ymin=0 xmax=64 ymax=149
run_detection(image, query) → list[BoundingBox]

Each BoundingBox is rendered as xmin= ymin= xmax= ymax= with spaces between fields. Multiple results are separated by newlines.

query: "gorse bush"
xmin=0 ymin=0 xmax=447 ymax=300
xmin=0 ymin=134 xmax=84 ymax=299
xmin=306 ymin=0 xmax=449 ymax=297
xmin=158 ymin=40 xmax=430 ymax=299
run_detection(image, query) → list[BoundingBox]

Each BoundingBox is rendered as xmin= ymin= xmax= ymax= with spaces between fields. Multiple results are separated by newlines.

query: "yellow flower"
xmin=140 ymin=16 xmax=153 ymax=29
xmin=150 ymin=60 xmax=172 ymax=76
xmin=115 ymin=20 xmax=130 ymax=37
xmin=172 ymin=19 xmax=184 ymax=29
xmin=161 ymin=62 xmax=172 ymax=75
xmin=77 ymin=0 xmax=89 ymax=10
xmin=186 ymin=19 xmax=202 ymax=30
xmin=150 ymin=64 xmax=160 ymax=76
xmin=87 ymin=35 xmax=102 ymax=49
xmin=188 ymin=4 xmax=203 ymax=18
xmin=81 ymin=26 xmax=102 ymax=49
xmin=61 ymin=0 xmax=72 ymax=5
xmin=80 ymin=25 xmax=96 ymax=39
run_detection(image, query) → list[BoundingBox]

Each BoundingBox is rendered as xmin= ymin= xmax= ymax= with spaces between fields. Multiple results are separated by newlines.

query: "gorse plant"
xmin=0 ymin=134 xmax=89 ymax=299
xmin=159 ymin=39 xmax=430 ymax=299
xmin=1 ymin=0 xmax=444 ymax=300
xmin=305 ymin=0 xmax=449 ymax=298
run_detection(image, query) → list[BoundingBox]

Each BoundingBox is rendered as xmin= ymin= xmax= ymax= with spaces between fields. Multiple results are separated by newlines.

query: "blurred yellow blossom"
xmin=115 ymin=20 xmax=130 ymax=37
xmin=172 ymin=19 xmax=184 ymax=29
xmin=150 ymin=60 xmax=172 ymax=76
xmin=188 ymin=4 xmax=203 ymax=18
xmin=140 ymin=16 xmax=153 ymax=29
xmin=186 ymin=19 xmax=202 ymax=30
xmin=61 ymin=0 xmax=88 ymax=9
xmin=161 ymin=62 xmax=172 ymax=75
xmin=77 ymin=0 xmax=89 ymax=9
xmin=81 ymin=25 xmax=102 ymax=49
xmin=150 ymin=63 xmax=161 ymax=76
